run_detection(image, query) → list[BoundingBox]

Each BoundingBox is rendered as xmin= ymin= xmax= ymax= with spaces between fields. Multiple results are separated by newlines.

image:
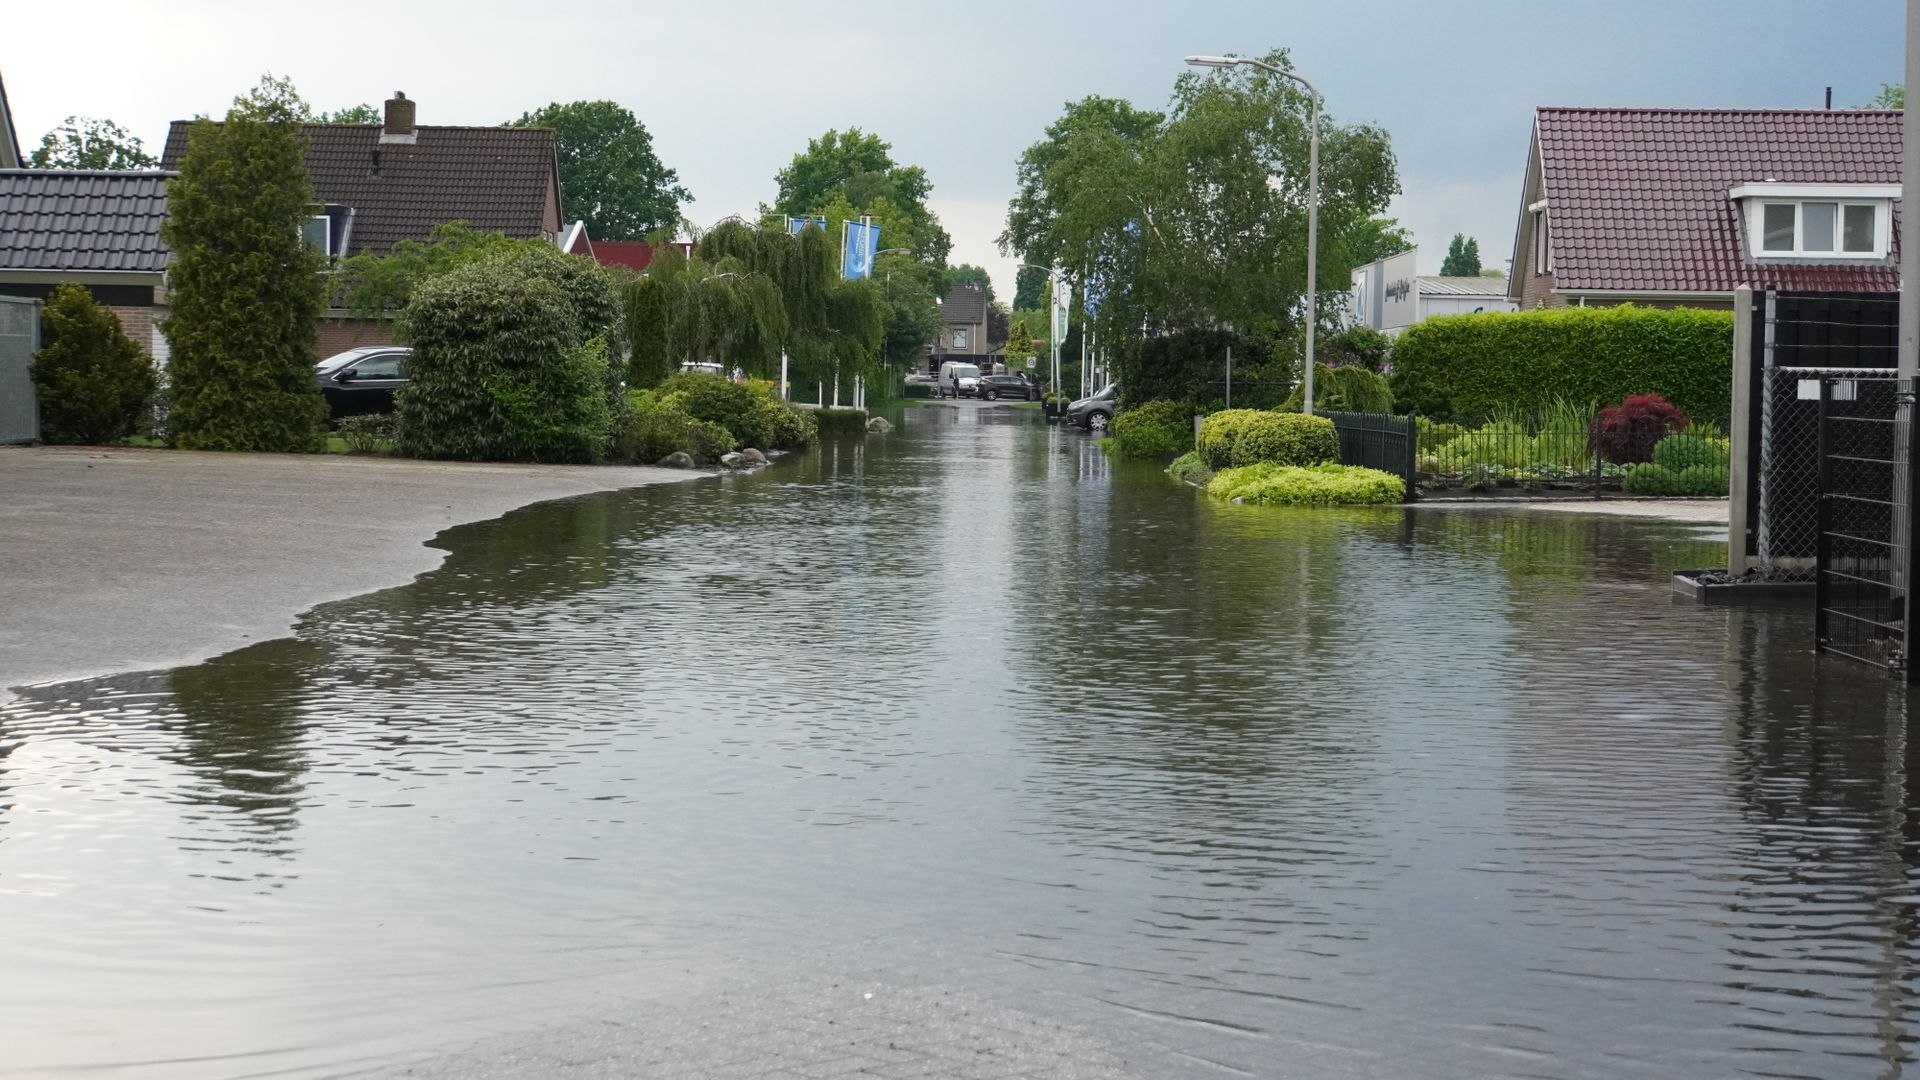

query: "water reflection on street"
xmin=2 ymin=404 xmax=1916 ymax=1078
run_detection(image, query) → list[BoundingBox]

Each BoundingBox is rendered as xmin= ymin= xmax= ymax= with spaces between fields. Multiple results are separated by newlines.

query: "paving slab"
xmin=0 ymin=445 xmax=704 ymax=700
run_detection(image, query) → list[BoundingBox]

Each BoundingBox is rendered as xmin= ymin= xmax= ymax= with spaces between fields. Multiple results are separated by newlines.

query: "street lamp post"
xmin=1185 ymin=54 xmax=1320 ymax=415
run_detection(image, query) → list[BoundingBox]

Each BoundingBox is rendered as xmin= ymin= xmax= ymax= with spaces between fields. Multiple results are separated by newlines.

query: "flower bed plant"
xmin=1198 ymin=410 xmax=1338 ymax=470
xmin=1106 ymin=399 xmax=1195 ymax=458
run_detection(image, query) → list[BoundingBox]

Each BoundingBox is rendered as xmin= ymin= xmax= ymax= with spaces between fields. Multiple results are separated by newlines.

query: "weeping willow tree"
xmin=620 ymin=219 xmax=886 ymax=398
xmin=621 ymin=244 xmax=787 ymax=387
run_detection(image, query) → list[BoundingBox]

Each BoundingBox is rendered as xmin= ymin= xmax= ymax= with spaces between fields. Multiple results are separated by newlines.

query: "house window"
xmin=1531 ymin=209 xmax=1550 ymax=274
xmin=952 ymin=329 xmax=969 ymax=350
xmin=300 ymin=215 xmax=331 ymax=258
xmin=1744 ymin=196 xmax=1888 ymax=258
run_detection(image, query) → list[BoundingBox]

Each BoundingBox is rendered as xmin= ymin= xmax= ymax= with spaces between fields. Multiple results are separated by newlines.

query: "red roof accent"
xmin=1536 ymin=107 xmax=1902 ymax=294
xmin=589 ymin=240 xmax=690 ymax=272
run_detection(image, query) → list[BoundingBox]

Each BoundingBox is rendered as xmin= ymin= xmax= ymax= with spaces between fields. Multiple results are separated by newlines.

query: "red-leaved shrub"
xmin=1594 ymin=393 xmax=1689 ymax=464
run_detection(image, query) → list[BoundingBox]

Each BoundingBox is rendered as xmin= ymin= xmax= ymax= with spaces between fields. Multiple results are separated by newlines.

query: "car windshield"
xmin=315 ymin=348 xmax=384 ymax=375
xmin=1098 ymin=384 xmax=1117 ymax=399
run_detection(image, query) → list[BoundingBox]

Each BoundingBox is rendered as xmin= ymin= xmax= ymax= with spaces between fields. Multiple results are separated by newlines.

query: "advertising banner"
xmin=842 ymin=220 xmax=880 ymax=280
xmin=1052 ymin=278 xmax=1072 ymax=343
xmin=787 ymin=216 xmax=828 ymax=235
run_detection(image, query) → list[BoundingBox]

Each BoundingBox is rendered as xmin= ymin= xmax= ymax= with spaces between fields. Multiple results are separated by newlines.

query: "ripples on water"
xmin=3 ymin=406 xmax=1917 ymax=1078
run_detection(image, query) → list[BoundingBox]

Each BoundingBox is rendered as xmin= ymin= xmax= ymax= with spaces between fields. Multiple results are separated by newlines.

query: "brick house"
xmin=928 ymin=284 xmax=1005 ymax=376
xmin=161 ymin=92 xmax=566 ymax=355
xmin=1508 ymin=107 xmax=1901 ymax=310
xmin=0 ymin=170 xmax=174 ymax=361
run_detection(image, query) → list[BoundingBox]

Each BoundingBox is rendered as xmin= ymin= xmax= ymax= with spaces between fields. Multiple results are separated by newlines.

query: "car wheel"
xmin=985 ymin=389 xmax=999 ymax=401
xmin=1088 ymin=411 xmax=1111 ymax=430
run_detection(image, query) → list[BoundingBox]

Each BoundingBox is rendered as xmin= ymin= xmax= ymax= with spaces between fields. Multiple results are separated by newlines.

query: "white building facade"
xmin=1350 ymin=247 xmax=1517 ymax=335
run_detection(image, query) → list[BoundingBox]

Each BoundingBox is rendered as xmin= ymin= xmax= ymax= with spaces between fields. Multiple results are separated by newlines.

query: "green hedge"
xmin=1197 ymin=410 xmax=1338 ymax=470
xmin=1106 ymin=399 xmax=1195 ymax=457
xmin=1208 ymin=462 xmax=1405 ymax=506
xmin=815 ymin=407 xmax=868 ymax=436
xmin=616 ymin=389 xmax=734 ymax=464
xmin=1389 ymin=305 xmax=1734 ymax=422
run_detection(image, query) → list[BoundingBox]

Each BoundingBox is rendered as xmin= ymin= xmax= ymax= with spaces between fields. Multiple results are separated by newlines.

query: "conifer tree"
xmin=1439 ymin=233 xmax=1482 ymax=277
xmin=160 ymin=80 xmax=328 ymax=451
xmin=29 ymin=283 xmax=156 ymax=444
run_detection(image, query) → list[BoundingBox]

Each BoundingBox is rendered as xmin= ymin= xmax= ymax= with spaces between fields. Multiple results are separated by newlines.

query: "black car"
xmin=315 ymin=347 xmax=410 ymax=420
xmin=974 ymin=373 xmax=1038 ymax=402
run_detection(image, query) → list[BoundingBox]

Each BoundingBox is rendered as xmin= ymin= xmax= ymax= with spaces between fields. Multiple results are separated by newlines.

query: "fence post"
xmin=1728 ymin=285 xmax=1755 ymax=574
xmin=1815 ymin=379 xmax=1831 ymax=650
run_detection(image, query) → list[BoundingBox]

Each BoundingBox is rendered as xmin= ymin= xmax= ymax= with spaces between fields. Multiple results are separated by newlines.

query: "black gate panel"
xmin=1814 ymin=375 xmax=1906 ymax=672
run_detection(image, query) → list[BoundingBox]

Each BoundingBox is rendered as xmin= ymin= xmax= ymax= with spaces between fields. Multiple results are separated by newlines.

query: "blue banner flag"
xmin=842 ymin=221 xmax=880 ymax=280
xmin=787 ymin=216 xmax=827 ymax=235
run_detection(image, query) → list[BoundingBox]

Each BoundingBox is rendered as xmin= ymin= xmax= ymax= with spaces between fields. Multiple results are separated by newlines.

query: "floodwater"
xmin=3 ymin=406 xmax=1917 ymax=1079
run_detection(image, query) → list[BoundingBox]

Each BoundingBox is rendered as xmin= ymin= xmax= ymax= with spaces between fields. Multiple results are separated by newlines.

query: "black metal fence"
xmin=1814 ymin=374 xmax=1908 ymax=673
xmin=1324 ymin=411 xmax=1415 ymax=492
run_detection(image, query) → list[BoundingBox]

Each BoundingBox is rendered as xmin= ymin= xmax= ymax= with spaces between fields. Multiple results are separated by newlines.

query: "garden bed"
xmin=1671 ymin=567 xmax=1815 ymax=604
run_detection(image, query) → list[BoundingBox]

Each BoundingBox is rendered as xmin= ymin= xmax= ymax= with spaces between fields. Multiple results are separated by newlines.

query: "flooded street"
xmin=3 ymin=406 xmax=1916 ymax=1078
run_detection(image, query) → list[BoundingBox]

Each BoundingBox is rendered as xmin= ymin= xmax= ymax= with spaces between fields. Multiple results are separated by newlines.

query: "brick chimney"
xmin=380 ymin=91 xmax=416 ymax=145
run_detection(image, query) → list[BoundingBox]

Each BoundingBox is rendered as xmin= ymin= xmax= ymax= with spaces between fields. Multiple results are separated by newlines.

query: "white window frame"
xmin=1730 ymin=183 xmax=1896 ymax=261
xmin=1529 ymin=205 xmax=1551 ymax=275
xmin=952 ymin=328 xmax=969 ymax=350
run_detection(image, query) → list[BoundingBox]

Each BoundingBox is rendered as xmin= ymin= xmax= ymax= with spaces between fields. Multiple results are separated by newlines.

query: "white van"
xmin=937 ymin=361 xmax=981 ymax=398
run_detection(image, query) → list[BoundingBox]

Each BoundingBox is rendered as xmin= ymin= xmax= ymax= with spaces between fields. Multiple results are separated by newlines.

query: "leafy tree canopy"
xmin=315 ymin=103 xmax=380 ymax=124
xmin=1001 ymin=96 xmax=1164 ymax=277
xmin=29 ymin=117 xmax=156 ymax=170
xmin=1339 ymin=217 xmax=1413 ymax=270
xmin=1438 ymin=234 xmax=1482 ymax=276
xmin=947 ymin=264 xmax=995 ymax=303
xmin=1012 ymin=264 xmax=1050 ymax=311
xmin=337 ymin=221 xmax=529 ymax=315
xmin=1030 ymin=49 xmax=1399 ymax=354
xmin=773 ymin=128 xmax=951 ymax=264
xmin=512 ymin=100 xmax=691 ymax=241
xmin=1861 ymin=83 xmax=1904 ymax=109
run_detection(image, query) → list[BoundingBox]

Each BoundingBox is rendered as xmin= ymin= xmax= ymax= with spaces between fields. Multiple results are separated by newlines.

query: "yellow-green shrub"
xmin=1198 ymin=410 xmax=1338 ymax=470
xmin=1108 ymin=399 xmax=1195 ymax=457
xmin=1208 ymin=462 xmax=1405 ymax=505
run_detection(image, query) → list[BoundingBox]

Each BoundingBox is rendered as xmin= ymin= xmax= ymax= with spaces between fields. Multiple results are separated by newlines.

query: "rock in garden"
xmin=720 ymin=452 xmax=746 ymax=469
xmin=867 ymin=416 xmax=893 ymax=434
xmin=738 ymin=448 xmax=768 ymax=464
xmin=656 ymin=452 xmax=696 ymax=469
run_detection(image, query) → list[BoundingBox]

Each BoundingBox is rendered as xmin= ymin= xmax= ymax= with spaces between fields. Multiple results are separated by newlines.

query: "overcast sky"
xmin=1 ymin=1 xmax=1905 ymax=298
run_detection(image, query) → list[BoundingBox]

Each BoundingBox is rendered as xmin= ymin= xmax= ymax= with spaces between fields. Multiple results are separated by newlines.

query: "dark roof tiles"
xmin=941 ymin=284 xmax=987 ymax=325
xmin=1535 ymin=107 xmax=1902 ymax=294
xmin=0 ymin=170 xmax=174 ymax=273
xmin=161 ymin=122 xmax=557 ymax=257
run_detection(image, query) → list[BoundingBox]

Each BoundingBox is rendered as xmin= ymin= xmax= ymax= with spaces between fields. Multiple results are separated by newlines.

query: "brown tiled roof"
xmin=940 ymin=284 xmax=987 ymax=326
xmin=0 ymin=170 xmax=174 ymax=273
xmin=1536 ymin=107 xmax=1902 ymax=294
xmin=160 ymin=122 xmax=558 ymax=257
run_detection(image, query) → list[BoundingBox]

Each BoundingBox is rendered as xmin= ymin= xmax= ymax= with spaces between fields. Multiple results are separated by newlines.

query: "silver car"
xmin=1067 ymin=383 xmax=1119 ymax=429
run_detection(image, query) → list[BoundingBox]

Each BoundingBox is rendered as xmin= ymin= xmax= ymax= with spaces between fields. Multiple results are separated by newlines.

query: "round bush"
xmin=658 ymin=372 xmax=778 ymax=449
xmin=397 ymin=260 xmax=611 ymax=463
xmin=1199 ymin=410 xmax=1338 ymax=470
xmin=1207 ymin=462 xmax=1404 ymax=506
xmin=1650 ymin=432 xmax=1729 ymax=471
xmin=1108 ymin=400 xmax=1195 ymax=458
xmin=29 ymin=282 xmax=158 ymax=445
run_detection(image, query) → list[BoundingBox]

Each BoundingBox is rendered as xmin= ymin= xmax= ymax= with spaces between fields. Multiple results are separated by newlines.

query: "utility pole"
xmin=1897 ymin=0 xmax=1920 ymax=628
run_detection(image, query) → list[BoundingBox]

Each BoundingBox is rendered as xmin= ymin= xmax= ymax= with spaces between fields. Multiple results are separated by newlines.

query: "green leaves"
xmin=28 ymin=283 xmax=157 ymax=444
xmin=1437 ymin=234 xmax=1482 ymax=276
xmin=512 ymin=101 xmax=691 ymax=240
xmin=1207 ymin=462 xmax=1404 ymax=505
xmin=160 ymin=98 xmax=328 ymax=452
xmin=28 ymin=117 xmax=155 ymax=170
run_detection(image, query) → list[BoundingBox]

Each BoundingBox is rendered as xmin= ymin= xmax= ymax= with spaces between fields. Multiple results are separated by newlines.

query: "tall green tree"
xmin=160 ymin=81 xmax=328 ymax=452
xmin=336 ymin=221 xmax=527 ymax=315
xmin=1001 ymin=96 xmax=1164 ymax=284
xmin=29 ymin=117 xmax=156 ymax=169
xmin=1031 ymin=50 xmax=1398 ymax=356
xmin=512 ymin=101 xmax=690 ymax=240
xmin=29 ymin=283 xmax=156 ymax=444
xmin=773 ymin=128 xmax=951 ymax=263
xmin=1438 ymin=234 xmax=1481 ymax=276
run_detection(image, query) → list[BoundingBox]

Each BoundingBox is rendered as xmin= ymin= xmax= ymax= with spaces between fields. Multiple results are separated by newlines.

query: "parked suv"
xmin=1067 ymin=383 xmax=1120 ymax=429
xmin=315 ymin=347 xmax=410 ymax=420
xmin=974 ymin=373 xmax=1037 ymax=401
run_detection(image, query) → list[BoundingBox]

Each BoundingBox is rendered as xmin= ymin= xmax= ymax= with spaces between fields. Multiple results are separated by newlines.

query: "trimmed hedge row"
xmin=1198 ymin=410 xmax=1338 ymax=470
xmin=1389 ymin=305 xmax=1734 ymax=423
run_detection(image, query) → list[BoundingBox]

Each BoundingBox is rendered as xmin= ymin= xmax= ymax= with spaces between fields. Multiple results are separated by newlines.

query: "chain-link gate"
xmin=1814 ymin=374 xmax=1908 ymax=671
xmin=0 ymin=295 xmax=39 ymax=444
